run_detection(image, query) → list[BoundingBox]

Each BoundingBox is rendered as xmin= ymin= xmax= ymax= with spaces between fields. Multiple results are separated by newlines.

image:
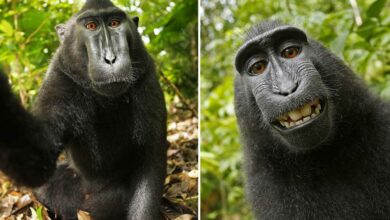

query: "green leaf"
xmin=357 ymin=19 xmax=376 ymax=40
xmin=367 ymin=0 xmax=387 ymax=18
xmin=0 ymin=20 xmax=14 ymax=36
xmin=19 ymin=9 xmax=47 ymax=34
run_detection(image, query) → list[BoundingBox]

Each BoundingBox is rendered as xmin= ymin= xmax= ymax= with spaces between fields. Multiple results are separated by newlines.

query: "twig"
xmin=24 ymin=19 xmax=48 ymax=46
xmin=158 ymin=70 xmax=198 ymax=117
xmin=285 ymin=0 xmax=293 ymax=16
xmin=349 ymin=0 xmax=363 ymax=26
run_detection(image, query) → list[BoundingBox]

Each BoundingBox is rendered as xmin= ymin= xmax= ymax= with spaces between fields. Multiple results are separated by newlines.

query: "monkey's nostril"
xmin=278 ymin=82 xmax=298 ymax=96
xmin=290 ymin=83 xmax=298 ymax=93
xmin=104 ymin=56 xmax=116 ymax=65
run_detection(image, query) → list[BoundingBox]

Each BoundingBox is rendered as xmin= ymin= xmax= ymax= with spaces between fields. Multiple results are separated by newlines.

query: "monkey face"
xmin=235 ymin=25 xmax=333 ymax=151
xmin=55 ymin=6 xmax=144 ymax=97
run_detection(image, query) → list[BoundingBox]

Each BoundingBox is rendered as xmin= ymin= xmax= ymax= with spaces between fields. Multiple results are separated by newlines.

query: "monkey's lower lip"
xmin=92 ymin=81 xmax=130 ymax=96
xmin=272 ymin=98 xmax=326 ymax=130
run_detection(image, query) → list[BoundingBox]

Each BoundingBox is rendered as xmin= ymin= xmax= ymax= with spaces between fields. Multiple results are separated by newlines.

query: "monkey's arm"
xmin=0 ymin=72 xmax=66 ymax=187
xmin=127 ymin=144 xmax=167 ymax=220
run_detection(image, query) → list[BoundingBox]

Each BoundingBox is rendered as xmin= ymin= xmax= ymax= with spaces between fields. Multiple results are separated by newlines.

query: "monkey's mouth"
xmin=273 ymin=98 xmax=325 ymax=130
xmin=92 ymin=81 xmax=130 ymax=97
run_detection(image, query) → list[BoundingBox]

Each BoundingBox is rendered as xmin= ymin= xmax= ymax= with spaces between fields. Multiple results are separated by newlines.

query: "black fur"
xmin=0 ymin=0 xmax=167 ymax=219
xmin=234 ymin=21 xmax=390 ymax=219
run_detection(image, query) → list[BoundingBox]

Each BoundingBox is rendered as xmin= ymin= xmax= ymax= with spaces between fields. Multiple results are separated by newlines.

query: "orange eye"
xmin=282 ymin=46 xmax=300 ymax=59
xmin=250 ymin=61 xmax=267 ymax=75
xmin=110 ymin=19 xmax=121 ymax=28
xmin=85 ymin=22 xmax=98 ymax=30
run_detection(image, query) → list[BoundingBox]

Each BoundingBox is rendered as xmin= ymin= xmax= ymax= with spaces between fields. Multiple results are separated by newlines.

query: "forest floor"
xmin=0 ymin=104 xmax=198 ymax=220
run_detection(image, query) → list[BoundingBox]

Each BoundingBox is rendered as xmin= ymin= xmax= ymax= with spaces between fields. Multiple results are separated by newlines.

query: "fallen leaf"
xmin=187 ymin=170 xmax=198 ymax=179
xmin=13 ymin=194 xmax=33 ymax=214
xmin=167 ymin=149 xmax=179 ymax=157
xmin=1 ymin=181 xmax=10 ymax=198
xmin=16 ymin=213 xmax=23 ymax=220
xmin=77 ymin=210 xmax=91 ymax=220
xmin=29 ymin=207 xmax=38 ymax=220
xmin=0 ymin=194 xmax=19 ymax=218
xmin=174 ymin=214 xmax=195 ymax=220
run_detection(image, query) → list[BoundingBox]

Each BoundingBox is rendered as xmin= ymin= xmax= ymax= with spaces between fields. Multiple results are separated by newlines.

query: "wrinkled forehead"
xmin=76 ymin=7 xmax=126 ymax=20
xmin=80 ymin=0 xmax=115 ymax=11
xmin=235 ymin=26 xmax=307 ymax=73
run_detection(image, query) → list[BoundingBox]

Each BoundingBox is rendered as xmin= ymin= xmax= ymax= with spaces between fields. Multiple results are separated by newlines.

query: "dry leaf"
xmin=13 ymin=194 xmax=32 ymax=214
xmin=29 ymin=207 xmax=38 ymax=220
xmin=77 ymin=210 xmax=91 ymax=220
xmin=0 ymin=194 xmax=19 ymax=218
xmin=174 ymin=214 xmax=195 ymax=220
xmin=167 ymin=149 xmax=179 ymax=157
xmin=187 ymin=170 xmax=198 ymax=179
xmin=15 ymin=213 xmax=23 ymax=220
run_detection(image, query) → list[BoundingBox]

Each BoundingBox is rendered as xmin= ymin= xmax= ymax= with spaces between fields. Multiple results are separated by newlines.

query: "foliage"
xmin=0 ymin=0 xmax=198 ymax=108
xmin=201 ymin=0 xmax=390 ymax=219
xmin=124 ymin=0 xmax=198 ymax=100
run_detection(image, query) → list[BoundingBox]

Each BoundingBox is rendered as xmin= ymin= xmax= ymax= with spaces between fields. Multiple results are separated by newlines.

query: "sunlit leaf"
xmin=0 ymin=20 xmax=13 ymax=36
xmin=367 ymin=0 xmax=387 ymax=18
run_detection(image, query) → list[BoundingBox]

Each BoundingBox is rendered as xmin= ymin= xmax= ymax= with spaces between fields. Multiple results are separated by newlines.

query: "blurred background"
xmin=201 ymin=0 xmax=390 ymax=219
xmin=0 ymin=0 xmax=198 ymax=219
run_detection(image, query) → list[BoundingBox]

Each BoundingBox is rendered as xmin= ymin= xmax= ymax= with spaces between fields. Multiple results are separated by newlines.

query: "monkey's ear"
xmin=132 ymin=17 xmax=139 ymax=27
xmin=55 ymin=24 xmax=66 ymax=43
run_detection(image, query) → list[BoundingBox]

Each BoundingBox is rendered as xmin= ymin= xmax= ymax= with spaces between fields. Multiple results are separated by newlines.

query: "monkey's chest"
xmin=256 ymin=177 xmax=390 ymax=220
xmin=69 ymin=106 xmax=139 ymax=177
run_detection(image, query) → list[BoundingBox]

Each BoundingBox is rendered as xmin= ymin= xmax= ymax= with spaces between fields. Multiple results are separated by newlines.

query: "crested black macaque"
xmin=0 ymin=0 xmax=167 ymax=219
xmin=234 ymin=20 xmax=390 ymax=219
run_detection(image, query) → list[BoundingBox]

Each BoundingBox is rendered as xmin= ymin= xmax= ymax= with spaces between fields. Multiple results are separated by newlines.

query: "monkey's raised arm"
xmin=0 ymin=71 xmax=66 ymax=187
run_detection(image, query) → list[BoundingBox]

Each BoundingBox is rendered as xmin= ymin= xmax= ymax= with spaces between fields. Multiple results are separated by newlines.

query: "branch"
xmin=24 ymin=19 xmax=48 ymax=46
xmin=349 ymin=0 xmax=363 ymax=26
xmin=158 ymin=70 xmax=198 ymax=117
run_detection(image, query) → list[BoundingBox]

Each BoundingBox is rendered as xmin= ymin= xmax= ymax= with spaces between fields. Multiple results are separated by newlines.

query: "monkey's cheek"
xmin=275 ymin=102 xmax=332 ymax=151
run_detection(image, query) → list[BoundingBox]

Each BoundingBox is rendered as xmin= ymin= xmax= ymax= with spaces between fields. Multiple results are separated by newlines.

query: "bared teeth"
xmin=288 ymin=109 xmax=302 ymax=121
xmin=300 ymin=104 xmax=311 ymax=117
xmin=276 ymin=99 xmax=323 ymax=129
xmin=278 ymin=114 xmax=288 ymax=121
xmin=315 ymin=105 xmax=320 ymax=114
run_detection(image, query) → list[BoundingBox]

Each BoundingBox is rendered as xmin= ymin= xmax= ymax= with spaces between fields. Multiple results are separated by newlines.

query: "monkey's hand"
xmin=0 ymin=71 xmax=56 ymax=187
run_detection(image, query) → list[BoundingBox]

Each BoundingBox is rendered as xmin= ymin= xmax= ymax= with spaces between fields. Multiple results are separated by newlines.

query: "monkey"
xmin=234 ymin=20 xmax=390 ymax=219
xmin=0 ymin=0 xmax=167 ymax=219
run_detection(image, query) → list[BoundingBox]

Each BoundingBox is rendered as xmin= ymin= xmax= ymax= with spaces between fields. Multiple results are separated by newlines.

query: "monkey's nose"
xmin=104 ymin=54 xmax=116 ymax=65
xmin=278 ymin=81 xmax=298 ymax=96
xmin=104 ymin=48 xmax=116 ymax=65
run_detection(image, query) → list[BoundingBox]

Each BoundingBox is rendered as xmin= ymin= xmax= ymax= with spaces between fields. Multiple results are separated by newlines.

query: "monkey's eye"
xmin=281 ymin=46 xmax=301 ymax=59
xmin=109 ymin=19 xmax=121 ymax=28
xmin=85 ymin=21 xmax=98 ymax=30
xmin=250 ymin=61 xmax=267 ymax=75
